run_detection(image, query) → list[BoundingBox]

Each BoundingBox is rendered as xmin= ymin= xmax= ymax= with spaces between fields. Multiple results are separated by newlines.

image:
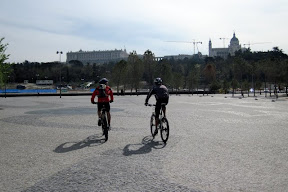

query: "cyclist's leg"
xmin=162 ymin=98 xmax=169 ymax=117
xmin=155 ymin=117 xmax=159 ymax=128
xmin=155 ymin=101 xmax=161 ymax=128
xmin=97 ymin=103 xmax=103 ymax=126
xmin=162 ymin=106 xmax=166 ymax=117
xmin=97 ymin=103 xmax=102 ymax=118
xmin=107 ymin=112 xmax=111 ymax=125
xmin=105 ymin=102 xmax=111 ymax=127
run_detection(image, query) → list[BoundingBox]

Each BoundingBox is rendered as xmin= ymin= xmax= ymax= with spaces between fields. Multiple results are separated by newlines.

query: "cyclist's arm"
xmin=145 ymin=88 xmax=155 ymax=103
xmin=109 ymin=88 xmax=114 ymax=102
xmin=91 ymin=89 xmax=98 ymax=103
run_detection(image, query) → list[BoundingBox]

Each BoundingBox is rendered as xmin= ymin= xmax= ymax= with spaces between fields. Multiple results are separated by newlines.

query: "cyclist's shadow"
xmin=123 ymin=136 xmax=166 ymax=156
xmin=54 ymin=134 xmax=105 ymax=153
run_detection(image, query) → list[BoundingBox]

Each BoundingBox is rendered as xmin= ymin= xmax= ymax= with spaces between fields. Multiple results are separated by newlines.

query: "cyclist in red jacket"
xmin=91 ymin=78 xmax=114 ymax=129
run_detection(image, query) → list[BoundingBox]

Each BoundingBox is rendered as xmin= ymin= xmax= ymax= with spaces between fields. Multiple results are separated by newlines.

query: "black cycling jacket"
xmin=145 ymin=84 xmax=169 ymax=103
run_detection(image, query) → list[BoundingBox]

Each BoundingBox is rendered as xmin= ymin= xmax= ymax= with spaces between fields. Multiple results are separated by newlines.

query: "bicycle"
xmin=147 ymin=103 xmax=169 ymax=143
xmin=93 ymin=102 xmax=109 ymax=141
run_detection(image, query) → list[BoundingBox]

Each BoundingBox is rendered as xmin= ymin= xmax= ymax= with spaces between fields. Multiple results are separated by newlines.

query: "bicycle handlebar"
xmin=92 ymin=102 xmax=107 ymax=112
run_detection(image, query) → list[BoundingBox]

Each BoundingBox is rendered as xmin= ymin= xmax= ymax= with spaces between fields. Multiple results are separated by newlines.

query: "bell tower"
xmin=209 ymin=39 xmax=212 ymax=57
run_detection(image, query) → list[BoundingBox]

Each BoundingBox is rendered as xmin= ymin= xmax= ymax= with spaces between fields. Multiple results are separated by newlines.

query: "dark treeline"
xmin=4 ymin=47 xmax=288 ymax=95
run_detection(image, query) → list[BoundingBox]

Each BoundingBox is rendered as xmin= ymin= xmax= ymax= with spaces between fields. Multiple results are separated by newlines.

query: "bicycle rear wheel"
xmin=102 ymin=115 xmax=108 ymax=141
xmin=150 ymin=113 xmax=156 ymax=137
xmin=160 ymin=117 xmax=169 ymax=143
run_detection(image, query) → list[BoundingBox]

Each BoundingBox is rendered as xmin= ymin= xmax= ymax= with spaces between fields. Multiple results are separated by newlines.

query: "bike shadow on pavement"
xmin=53 ymin=134 xmax=105 ymax=153
xmin=122 ymin=136 xmax=166 ymax=156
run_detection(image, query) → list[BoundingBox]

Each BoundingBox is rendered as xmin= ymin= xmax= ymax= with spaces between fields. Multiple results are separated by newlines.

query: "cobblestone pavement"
xmin=1 ymin=94 xmax=288 ymax=192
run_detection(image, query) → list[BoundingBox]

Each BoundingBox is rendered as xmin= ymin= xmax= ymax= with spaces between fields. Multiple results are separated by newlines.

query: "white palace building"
xmin=66 ymin=49 xmax=129 ymax=64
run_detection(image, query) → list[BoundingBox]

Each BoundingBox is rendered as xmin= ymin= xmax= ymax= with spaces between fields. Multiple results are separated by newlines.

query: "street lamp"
xmin=36 ymin=74 xmax=39 ymax=94
xmin=81 ymin=78 xmax=85 ymax=90
xmin=56 ymin=51 xmax=63 ymax=98
xmin=4 ymin=72 xmax=9 ymax=98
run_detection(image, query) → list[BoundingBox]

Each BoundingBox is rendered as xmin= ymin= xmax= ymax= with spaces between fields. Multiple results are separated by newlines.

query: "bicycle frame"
xmin=93 ymin=102 xmax=109 ymax=141
xmin=147 ymin=103 xmax=169 ymax=143
xmin=148 ymin=103 xmax=166 ymax=118
xmin=100 ymin=106 xmax=107 ymax=119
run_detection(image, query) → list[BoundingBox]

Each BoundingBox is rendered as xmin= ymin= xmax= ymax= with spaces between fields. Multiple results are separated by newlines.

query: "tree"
xmin=143 ymin=50 xmax=156 ymax=86
xmin=260 ymin=49 xmax=284 ymax=96
xmin=187 ymin=70 xmax=196 ymax=93
xmin=203 ymin=63 xmax=216 ymax=94
xmin=242 ymin=80 xmax=250 ymax=96
xmin=232 ymin=56 xmax=248 ymax=96
xmin=193 ymin=64 xmax=201 ymax=93
xmin=127 ymin=51 xmax=143 ymax=92
xmin=112 ymin=60 xmax=128 ymax=94
xmin=203 ymin=63 xmax=216 ymax=84
xmin=155 ymin=59 xmax=172 ymax=88
xmin=172 ymin=72 xmax=183 ymax=91
xmin=0 ymin=38 xmax=11 ymax=88
xmin=222 ymin=79 xmax=230 ymax=94
xmin=249 ymin=61 xmax=258 ymax=97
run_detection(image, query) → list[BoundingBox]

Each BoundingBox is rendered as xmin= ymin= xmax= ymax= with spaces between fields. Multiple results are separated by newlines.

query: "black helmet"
xmin=154 ymin=77 xmax=162 ymax=85
xmin=99 ymin=78 xmax=108 ymax=84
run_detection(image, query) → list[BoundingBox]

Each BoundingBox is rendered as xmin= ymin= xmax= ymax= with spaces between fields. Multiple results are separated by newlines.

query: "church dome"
xmin=230 ymin=32 xmax=239 ymax=43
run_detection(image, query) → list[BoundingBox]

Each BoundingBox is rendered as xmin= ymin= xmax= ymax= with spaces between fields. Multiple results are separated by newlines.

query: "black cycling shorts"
xmin=155 ymin=98 xmax=169 ymax=118
xmin=97 ymin=102 xmax=110 ymax=112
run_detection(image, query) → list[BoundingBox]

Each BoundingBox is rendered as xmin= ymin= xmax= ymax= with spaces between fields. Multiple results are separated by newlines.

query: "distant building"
xmin=164 ymin=54 xmax=192 ymax=60
xmin=209 ymin=33 xmax=246 ymax=59
xmin=66 ymin=49 xmax=129 ymax=64
xmin=161 ymin=52 xmax=205 ymax=61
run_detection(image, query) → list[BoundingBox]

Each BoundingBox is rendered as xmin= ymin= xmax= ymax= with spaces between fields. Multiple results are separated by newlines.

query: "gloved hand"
xmin=91 ymin=101 xmax=96 ymax=104
xmin=145 ymin=103 xmax=148 ymax=106
xmin=110 ymin=100 xmax=114 ymax=103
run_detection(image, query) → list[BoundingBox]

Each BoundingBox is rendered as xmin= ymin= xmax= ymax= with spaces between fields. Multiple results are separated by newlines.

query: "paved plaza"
xmin=0 ymin=94 xmax=288 ymax=192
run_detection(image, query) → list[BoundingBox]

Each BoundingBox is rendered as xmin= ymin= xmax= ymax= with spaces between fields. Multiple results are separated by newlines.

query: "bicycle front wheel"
xmin=160 ymin=117 xmax=169 ymax=143
xmin=150 ymin=114 xmax=156 ymax=137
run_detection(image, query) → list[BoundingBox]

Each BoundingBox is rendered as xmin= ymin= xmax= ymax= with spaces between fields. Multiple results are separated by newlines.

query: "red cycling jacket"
xmin=91 ymin=85 xmax=114 ymax=103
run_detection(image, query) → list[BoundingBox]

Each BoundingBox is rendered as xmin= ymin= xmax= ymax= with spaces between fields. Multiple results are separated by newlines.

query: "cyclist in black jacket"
xmin=145 ymin=78 xmax=169 ymax=134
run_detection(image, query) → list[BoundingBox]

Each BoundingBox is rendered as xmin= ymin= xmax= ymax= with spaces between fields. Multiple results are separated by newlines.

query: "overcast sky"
xmin=1 ymin=0 xmax=287 ymax=63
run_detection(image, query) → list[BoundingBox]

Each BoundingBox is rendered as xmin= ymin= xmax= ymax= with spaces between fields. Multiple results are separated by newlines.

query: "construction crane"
xmin=243 ymin=42 xmax=271 ymax=48
xmin=165 ymin=40 xmax=202 ymax=55
xmin=219 ymin=38 xmax=229 ymax=48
